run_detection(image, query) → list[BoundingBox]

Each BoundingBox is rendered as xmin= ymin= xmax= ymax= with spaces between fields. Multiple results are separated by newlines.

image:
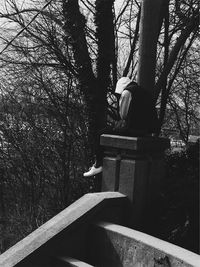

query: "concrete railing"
xmin=89 ymin=222 xmax=200 ymax=267
xmin=0 ymin=192 xmax=128 ymax=267
xmin=0 ymin=190 xmax=199 ymax=267
xmin=0 ymin=135 xmax=199 ymax=267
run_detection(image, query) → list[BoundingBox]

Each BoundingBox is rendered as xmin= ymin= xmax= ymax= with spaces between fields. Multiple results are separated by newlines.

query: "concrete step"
xmin=56 ymin=256 xmax=94 ymax=267
xmin=87 ymin=222 xmax=200 ymax=267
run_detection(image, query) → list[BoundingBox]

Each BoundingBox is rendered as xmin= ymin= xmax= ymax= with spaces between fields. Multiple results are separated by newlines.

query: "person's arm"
xmin=119 ymin=90 xmax=132 ymax=119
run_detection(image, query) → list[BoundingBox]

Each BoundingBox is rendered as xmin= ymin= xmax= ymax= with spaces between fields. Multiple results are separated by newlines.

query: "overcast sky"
xmin=0 ymin=0 xmax=126 ymax=52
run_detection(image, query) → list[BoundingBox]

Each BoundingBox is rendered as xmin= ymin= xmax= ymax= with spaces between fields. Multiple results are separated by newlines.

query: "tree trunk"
xmin=62 ymin=0 xmax=115 ymax=159
xmin=95 ymin=0 xmax=115 ymax=130
xmin=137 ymin=0 xmax=164 ymax=95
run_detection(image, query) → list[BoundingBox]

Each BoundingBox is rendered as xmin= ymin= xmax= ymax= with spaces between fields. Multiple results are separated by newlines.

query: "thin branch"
xmin=115 ymin=0 xmax=132 ymax=25
xmin=0 ymin=8 xmax=63 ymax=27
xmin=80 ymin=0 xmax=95 ymax=14
xmin=123 ymin=7 xmax=140 ymax=77
xmin=155 ymin=13 xmax=199 ymax=101
xmin=0 ymin=0 xmax=54 ymax=55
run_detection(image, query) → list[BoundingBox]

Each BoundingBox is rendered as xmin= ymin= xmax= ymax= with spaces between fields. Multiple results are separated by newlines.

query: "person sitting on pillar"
xmin=83 ymin=77 xmax=159 ymax=177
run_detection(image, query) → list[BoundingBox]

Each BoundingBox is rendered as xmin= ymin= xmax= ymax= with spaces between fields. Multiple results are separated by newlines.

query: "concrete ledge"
xmin=100 ymin=134 xmax=170 ymax=152
xmin=95 ymin=222 xmax=200 ymax=267
xmin=0 ymin=192 xmax=126 ymax=267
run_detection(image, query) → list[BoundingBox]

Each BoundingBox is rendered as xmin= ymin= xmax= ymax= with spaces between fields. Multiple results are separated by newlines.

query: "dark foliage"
xmin=150 ymin=141 xmax=199 ymax=254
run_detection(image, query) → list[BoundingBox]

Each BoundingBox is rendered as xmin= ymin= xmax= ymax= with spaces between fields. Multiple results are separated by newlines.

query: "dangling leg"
xmin=83 ymin=129 xmax=103 ymax=177
xmin=83 ymin=126 xmax=113 ymax=177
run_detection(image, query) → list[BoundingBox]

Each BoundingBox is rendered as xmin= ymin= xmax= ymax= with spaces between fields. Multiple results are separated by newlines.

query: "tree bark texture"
xmin=95 ymin=0 xmax=115 ymax=130
xmin=137 ymin=0 xmax=164 ymax=95
xmin=62 ymin=0 xmax=115 ymax=157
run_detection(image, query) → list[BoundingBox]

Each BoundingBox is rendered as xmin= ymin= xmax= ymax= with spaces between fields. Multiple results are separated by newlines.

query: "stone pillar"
xmin=100 ymin=134 xmax=170 ymax=228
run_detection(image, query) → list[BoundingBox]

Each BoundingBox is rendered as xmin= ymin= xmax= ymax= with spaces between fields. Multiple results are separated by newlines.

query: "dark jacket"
xmin=123 ymin=82 xmax=158 ymax=135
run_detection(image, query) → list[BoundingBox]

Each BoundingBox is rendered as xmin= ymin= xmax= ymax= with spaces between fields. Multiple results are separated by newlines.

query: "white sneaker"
xmin=83 ymin=165 xmax=103 ymax=177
